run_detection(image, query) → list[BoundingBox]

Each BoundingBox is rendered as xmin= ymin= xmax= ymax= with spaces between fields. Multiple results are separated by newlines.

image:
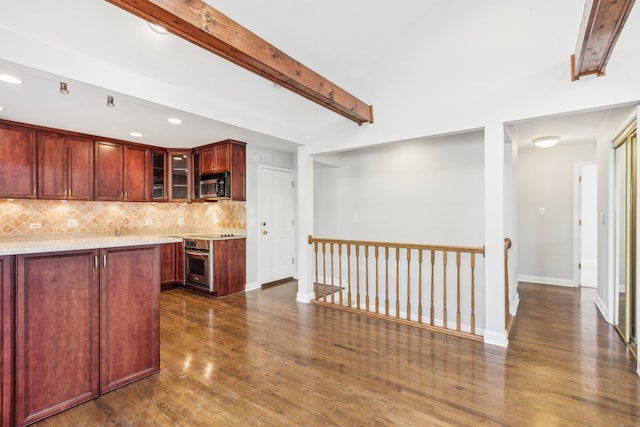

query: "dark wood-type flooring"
xmin=33 ymin=281 xmax=639 ymax=426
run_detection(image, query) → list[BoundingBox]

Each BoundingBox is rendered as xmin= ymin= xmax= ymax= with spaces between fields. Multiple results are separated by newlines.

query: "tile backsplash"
xmin=0 ymin=199 xmax=246 ymax=236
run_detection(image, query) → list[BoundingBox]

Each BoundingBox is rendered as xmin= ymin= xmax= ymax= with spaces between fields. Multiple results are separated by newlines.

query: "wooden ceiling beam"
xmin=571 ymin=0 xmax=636 ymax=80
xmin=105 ymin=0 xmax=374 ymax=125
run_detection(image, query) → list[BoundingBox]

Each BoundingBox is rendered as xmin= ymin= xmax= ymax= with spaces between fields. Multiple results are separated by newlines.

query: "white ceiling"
xmin=0 ymin=0 xmax=635 ymax=153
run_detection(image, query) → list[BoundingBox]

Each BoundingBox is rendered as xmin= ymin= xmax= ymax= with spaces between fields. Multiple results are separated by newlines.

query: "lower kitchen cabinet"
xmin=16 ymin=250 xmax=100 ymax=427
xmin=14 ymin=245 xmax=160 ymax=426
xmin=160 ymin=242 xmax=184 ymax=289
xmin=1 ymin=256 xmax=13 ymax=427
xmin=215 ymin=238 xmax=246 ymax=297
xmin=100 ymin=245 xmax=160 ymax=393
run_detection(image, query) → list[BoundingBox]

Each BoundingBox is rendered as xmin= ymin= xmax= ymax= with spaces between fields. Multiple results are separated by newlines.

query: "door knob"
xmin=262 ymin=230 xmax=268 ymax=235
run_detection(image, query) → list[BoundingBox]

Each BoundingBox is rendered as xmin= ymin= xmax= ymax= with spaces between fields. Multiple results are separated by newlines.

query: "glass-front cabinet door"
xmin=168 ymin=151 xmax=191 ymax=201
xmin=151 ymin=151 xmax=166 ymax=201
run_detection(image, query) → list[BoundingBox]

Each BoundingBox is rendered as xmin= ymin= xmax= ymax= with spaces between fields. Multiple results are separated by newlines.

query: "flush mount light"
xmin=147 ymin=22 xmax=169 ymax=35
xmin=0 ymin=106 xmax=4 ymax=111
xmin=106 ymin=95 xmax=115 ymax=107
xmin=130 ymin=132 xmax=143 ymax=137
xmin=59 ymin=82 xmax=69 ymax=94
xmin=167 ymin=117 xmax=182 ymax=125
xmin=0 ymin=74 xmax=22 ymax=84
xmin=533 ymin=136 xmax=559 ymax=148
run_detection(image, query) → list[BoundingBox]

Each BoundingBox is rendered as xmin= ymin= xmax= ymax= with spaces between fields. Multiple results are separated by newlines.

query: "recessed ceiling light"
xmin=0 ymin=106 xmax=4 ymax=111
xmin=0 ymin=74 xmax=22 ymax=84
xmin=130 ymin=132 xmax=143 ymax=137
xmin=533 ymin=136 xmax=559 ymax=148
xmin=168 ymin=118 xmax=182 ymax=125
xmin=148 ymin=22 xmax=169 ymax=35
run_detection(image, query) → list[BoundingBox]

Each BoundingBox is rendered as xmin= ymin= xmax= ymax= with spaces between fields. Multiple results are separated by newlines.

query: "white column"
xmin=296 ymin=145 xmax=315 ymax=302
xmin=484 ymin=122 xmax=508 ymax=347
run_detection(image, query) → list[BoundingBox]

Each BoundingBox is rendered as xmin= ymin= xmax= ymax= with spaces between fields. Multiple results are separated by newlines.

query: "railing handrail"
xmin=308 ymin=235 xmax=485 ymax=255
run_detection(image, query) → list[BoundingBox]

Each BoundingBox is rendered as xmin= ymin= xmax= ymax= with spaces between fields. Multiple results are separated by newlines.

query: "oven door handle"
xmin=185 ymin=250 xmax=209 ymax=257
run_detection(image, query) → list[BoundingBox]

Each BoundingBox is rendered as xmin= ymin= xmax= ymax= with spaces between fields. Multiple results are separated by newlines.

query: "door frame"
xmin=257 ymin=164 xmax=296 ymax=286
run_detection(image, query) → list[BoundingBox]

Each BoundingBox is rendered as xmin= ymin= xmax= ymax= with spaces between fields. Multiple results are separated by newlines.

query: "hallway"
xmin=33 ymin=282 xmax=639 ymax=426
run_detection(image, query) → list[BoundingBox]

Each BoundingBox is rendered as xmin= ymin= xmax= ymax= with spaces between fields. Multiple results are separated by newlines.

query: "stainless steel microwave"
xmin=199 ymin=171 xmax=230 ymax=200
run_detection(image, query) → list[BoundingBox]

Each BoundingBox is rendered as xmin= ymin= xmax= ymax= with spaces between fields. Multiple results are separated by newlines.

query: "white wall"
xmin=313 ymin=132 xmax=485 ymax=246
xmin=517 ymin=142 xmax=596 ymax=285
xmin=245 ymin=144 xmax=295 ymax=289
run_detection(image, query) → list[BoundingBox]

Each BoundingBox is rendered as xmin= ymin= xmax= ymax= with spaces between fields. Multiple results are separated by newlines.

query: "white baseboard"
xmin=296 ymin=292 xmax=315 ymax=303
xmin=594 ymin=294 xmax=612 ymax=323
xmin=484 ymin=330 xmax=508 ymax=347
xmin=518 ymin=275 xmax=576 ymax=287
xmin=245 ymin=281 xmax=261 ymax=292
xmin=510 ymin=292 xmax=520 ymax=316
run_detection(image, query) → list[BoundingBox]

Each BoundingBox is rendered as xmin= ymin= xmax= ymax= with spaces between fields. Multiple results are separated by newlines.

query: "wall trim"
xmin=510 ymin=291 xmax=520 ymax=316
xmin=518 ymin=275 xmax=576 ymax=287
xmin=484 ymin=330 xmax=508 ymax=347
xmin=296 ymin=292 xmax=315 ymax=303
xmin=594 ymin=294 xmax=611 ymax=323
xmin=245 ymin=281 xmax=261 ymax=292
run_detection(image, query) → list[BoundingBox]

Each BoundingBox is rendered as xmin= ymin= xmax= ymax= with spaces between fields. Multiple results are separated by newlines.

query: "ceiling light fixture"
xmin=148 ymin=22 xmax=169 ymax=35
xmin=167 ymin=118 xmax=182 ymax=125
xmin=106 ymin=95 xmax=115 ymax=107
xmin=533 ymin=136 xmax=559 ymax=148
xmin=0 ymin=106 xmax=4 ymax=111
xmin=59 ymin=82 xmax=69 ymax=94
xmin=130 ymin=132 xmax=143 ymax=137
xmin=0 ymin=74 xmax=22 ymax=84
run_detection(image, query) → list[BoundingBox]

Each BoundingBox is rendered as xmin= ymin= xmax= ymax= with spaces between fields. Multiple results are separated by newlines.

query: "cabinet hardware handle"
xmin=33 ymin=186 xmax=36 ymax=195
xmin=64 ymin=188 xmax=67 ymax=196
xmin=103 ymin=254 xmax=107 ymax=268
xmin=68 ymin=188 xmax=71 ymax=197
xmin=94 ymin=255 xmax=98 ymax=269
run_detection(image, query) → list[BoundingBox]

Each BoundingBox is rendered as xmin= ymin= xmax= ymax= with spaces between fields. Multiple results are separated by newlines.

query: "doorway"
xmin=259 ymin=166 xmax=295 ymax=285
xmin=613 ymin=121 xmax=637 ymax=356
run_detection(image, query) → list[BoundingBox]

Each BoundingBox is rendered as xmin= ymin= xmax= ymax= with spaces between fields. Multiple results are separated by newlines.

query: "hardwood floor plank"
xmin=33 ymin=281 xmax=639 ymax=426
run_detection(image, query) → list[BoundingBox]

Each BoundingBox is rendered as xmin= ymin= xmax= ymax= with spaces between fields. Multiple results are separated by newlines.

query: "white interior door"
xmin=579 ymin=163 xmax=598 ymax=288
xmin=259 ymin=166 xmax=295 ymax=284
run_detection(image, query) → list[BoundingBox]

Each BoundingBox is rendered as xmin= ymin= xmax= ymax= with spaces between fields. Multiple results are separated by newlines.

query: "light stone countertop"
xmin=0 ymin=235 xmax=184 ymax=256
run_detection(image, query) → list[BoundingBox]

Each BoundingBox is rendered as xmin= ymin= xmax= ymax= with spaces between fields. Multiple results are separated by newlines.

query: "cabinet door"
xmin=230 ymin=143 xmax=246 ymax=201
xmin=1 ymin=256 xmax=13 ymax=427
xmin=16 ymin=251 xmax=100 ymax=427
xmin=214 ymin=238 xmax=246 ymax=296
xmin=95 ymin=141 xmax=123 ymax=201
xmin=176 ymin=242 xmax=185 ymax=284
xmin=37 ymin=132 xmax=67 ymax=199
xmin=160 ymin=242 xmax=176 ymax=285
xmin=168 ymin=152 xmax=191 ymax=201
xmin=100 ymin=246 xmax=160 ymax=393
xmin=124 ymin=145 xmax=149 ymax=201
xmin=67 ymin=136 xmax=95 ymax=200
xmin=199 ymin=148 xmax=214 ymax=174
xmin=213 ymin=144 xmax=230 ymax=172
xmin=0 ymin=123 xmax=37 ymax=199
xmin=151 ymin=151 xmax=167 ymax=201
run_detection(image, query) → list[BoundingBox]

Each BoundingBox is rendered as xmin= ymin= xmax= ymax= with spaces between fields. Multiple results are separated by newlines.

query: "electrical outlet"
xmin=67 ymin=218 xmax=79 ymax=228
xmin=144 ymin=218 xmax=153 ymax=226
xmin=177 ymin=217 xmax=184 ymax=225
xmin=29 ymin=222 xmax=42 ymax=229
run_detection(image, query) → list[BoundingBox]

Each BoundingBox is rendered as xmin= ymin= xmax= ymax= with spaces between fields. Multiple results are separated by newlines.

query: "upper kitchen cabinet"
xmin=37 ymin=132 xmax=94 ymax=200
xmin=0 ymin=122 xmax=37 ymax=199
xmin=167 ymin=151 xmax=191 ymax=202
xmin=195 ymin=140 xmax=246 ymax=201
xmin=95 ymin=141 xmax=150 ymax=202
xmin=199 ymin=143 xmax=229 ymax=175
xmin=151 ymin=151 xmax=166 ymax=201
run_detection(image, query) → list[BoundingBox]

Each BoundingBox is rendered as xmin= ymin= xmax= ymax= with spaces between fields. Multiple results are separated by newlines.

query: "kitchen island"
xmin=0 ymin=234 xmax=181 ymax=427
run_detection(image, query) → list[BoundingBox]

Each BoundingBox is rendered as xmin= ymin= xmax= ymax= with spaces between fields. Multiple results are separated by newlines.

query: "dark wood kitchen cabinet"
xmin=95 ymin=141 xmax=123 ymax=201
xmin=1 ymin=256 xmax=13 ymax=427
xmin=214 ymin=238 xmax=246 ymax=296
xmin=16 ymin=250 xmax=100 ymax=427
xmin=95 ymin=141 xmax=150 ymax=201
xmin=195 ymin=140 xmax=246 ymax=201
xmin=167 ymin=151 xmax=191 ymax=201
xmin=0 ymin=122 xmax=37 ymax=199
xmin=100 ymin=245 xmax=160 ymax=393
xmin=160 ymin=242 xmax=184 ymax=289
xmin=14 ymin=245 xmax=160 ymax=426
xmin=151 ymin=150 xmax=167 ymax=201
xmin=37 ymin=132 xmax=94 ymax=200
